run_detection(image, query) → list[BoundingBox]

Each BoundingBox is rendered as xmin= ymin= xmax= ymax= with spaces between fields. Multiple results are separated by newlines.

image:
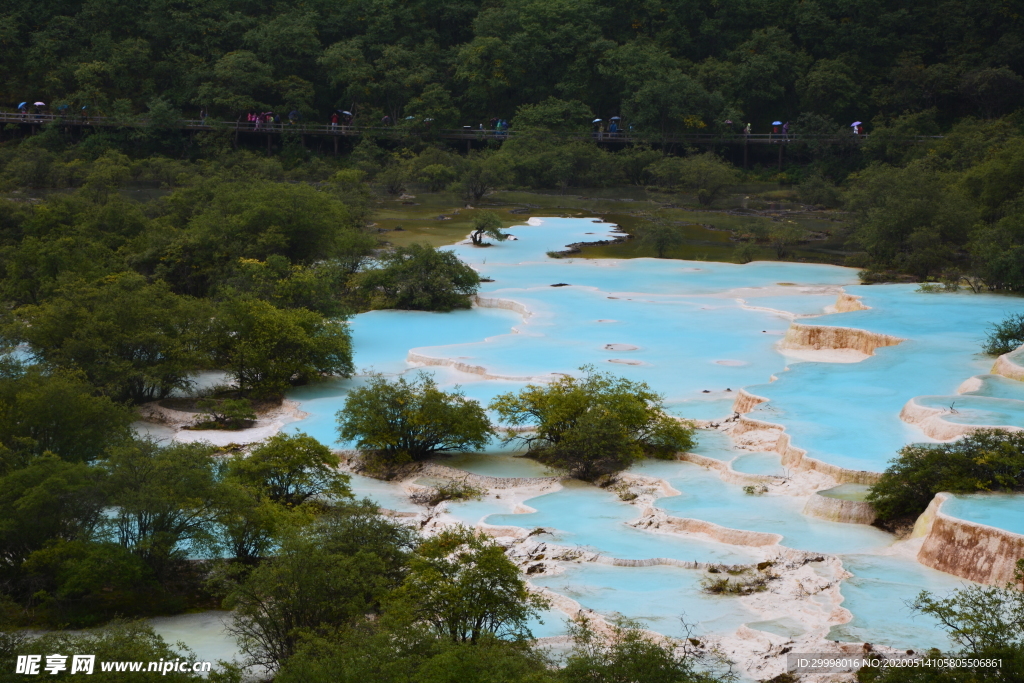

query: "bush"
xmin=866 ymin=429 xmax=1024 ymax=528
xmin=798 ymin=173 xmax=844 ymax=207
xmin=194 ymin=398 xmax=257 ymax=430
xmin=489 ymin=366 xmax=695 ymax=480
xmin=469 ymin=211 xmax=507 ymax=246
xmin=700 ymin=564 xmax=775 ymax=595
xmin=983 ymin=313 xmax=1024 ymax=355
xmin=410 ymin=479 xmax=484 ymax=507
xmin=356 ymin=244 xmax=481 ymax=312
xmin=337 ymin=373 xmax=492 ymax=470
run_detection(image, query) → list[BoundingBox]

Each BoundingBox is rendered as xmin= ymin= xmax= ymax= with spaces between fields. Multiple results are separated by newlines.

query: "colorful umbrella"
xmin=772 ymin=120 xmax=782 ymax=125
xmin=851 ymin=121 xmax=862 ymax=126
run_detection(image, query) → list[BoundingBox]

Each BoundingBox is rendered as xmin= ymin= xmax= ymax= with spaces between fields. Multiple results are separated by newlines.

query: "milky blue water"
xmin=942 ymin=493 xmax=1024 ymax=535
xmin=531 ymin=563 xmax=759 ymax=637
xmin=827 ymin=555 xmax=966 ymax=650
xmin=634 ymin=459 xmax=893 ymax=555
xmin=275 ymin=217 xmax=1024 ymax=650
xmin=484 ymin=479 xmax=758 ymax=565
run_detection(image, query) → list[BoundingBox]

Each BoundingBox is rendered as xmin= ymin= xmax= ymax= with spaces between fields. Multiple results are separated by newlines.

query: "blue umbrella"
xmin=772 ymin=120 xmax=782 ymax=125
xmin=17 ymin=102 xmax=26 ymax=108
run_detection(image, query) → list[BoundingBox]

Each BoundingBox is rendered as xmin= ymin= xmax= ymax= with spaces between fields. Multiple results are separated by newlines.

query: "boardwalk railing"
xmin=0 ymin=112 xmax=942 ymax=147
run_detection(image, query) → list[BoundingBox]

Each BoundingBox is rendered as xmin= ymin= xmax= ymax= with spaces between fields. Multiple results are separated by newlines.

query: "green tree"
xmin=489 ymin=366 xmax=695 ymax=480
xmin=857 ymin=567 xmax=1024 ymax=682
xmin=797 ymin=59 xmax=861 ymax=122
xmin=512 ymin=97 xmax=593 ymax=132
xmin=455 ymin=153 xmax=511 ymax=204
xmin=0 ymin=364 xmax=133 ymax=467
xmin=768 ymin=223 xmax=805 ymax=258
xmin=636 ymin=219 xmax=684 ymax=258
xmin=847 ymin=161 xmax=977 ymax=278
xmin=155 ymin=181 xmax=374 ymax=297
xmin=20 ymin=540 xmax=156 ymax=626
xmin=196 ymin=51 xmax=276 ymax=115
xmin=983 ymin=313 xmax=1024 ymax=355
xmin=11 ymin=272 xmax=210 ymax=403
xmin=3 ymin=620 xmax=209 ymax=682
xmin=210 ymin=297 xmax=354 ymax=399
xmin=674 ymin=153 xmax=740 ymax=207
xmin=276 ymin=625 xmax=557 ymax=683
xmin=866 ymin=430 xmax=1024 ymax=528
xmin=337 ymin=373 xmax=492 ymax=467
xmin=470 ymin=211 xmax=507 ymax=246
xmin=390 ymin=527 xmax=549 ymax=644
xmin=355 ymin=244 xmax=481 ymax=312
xmin=222 ymin=502 xmax=417 ymax=672
xmin=101 ymin=440 xmax=223 ymax=578
xmin=227 ymin=432 xmax=351 ymax=508
xmin=195 ymin=398 xmax=257 ymax=430
xmin=0 ymin=455 xmax=106 ymax=573
xmin=214 ymin=481 xmax=293 ymax=565
xmin=560 ymin=614 xmax=719 ymax=683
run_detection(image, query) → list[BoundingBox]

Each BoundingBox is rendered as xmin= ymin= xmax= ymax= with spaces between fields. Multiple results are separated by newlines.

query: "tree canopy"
xmin=337 ymin=373 xmax=492 ymax=468
xmin=490 ymin=366 xmax=695 ymax=480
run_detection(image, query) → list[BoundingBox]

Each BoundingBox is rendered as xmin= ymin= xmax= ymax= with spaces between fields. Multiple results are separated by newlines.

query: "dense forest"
xmin=3 ymin=0 xmax=1024 ymax=681
xmin=2 ymin=0 xmax=1023 ymax=129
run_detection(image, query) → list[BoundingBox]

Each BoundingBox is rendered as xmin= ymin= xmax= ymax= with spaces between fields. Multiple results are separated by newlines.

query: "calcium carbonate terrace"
xmin=271 ymin=216 xmax=1024 ymax=665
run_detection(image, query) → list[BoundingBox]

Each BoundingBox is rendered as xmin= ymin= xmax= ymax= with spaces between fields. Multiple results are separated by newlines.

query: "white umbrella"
xmin=851 ymin=121 xmax=862 ymax=126
xmin=592 ymin=118 xmax=602 ymax=123
xmin=33 ymin=101 xmax=45 ymax=106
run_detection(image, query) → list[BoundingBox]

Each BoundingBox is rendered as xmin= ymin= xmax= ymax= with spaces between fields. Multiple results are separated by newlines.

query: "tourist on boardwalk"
xmin=744 ymin=122 xmax=751 ymax=136
xmin=783 ymin=121 xmax=790 ymax=140
xmin=330 ymin=112 xmax=339 ymax=130
xmin=289 ymin=109 xmax=300 ymax=125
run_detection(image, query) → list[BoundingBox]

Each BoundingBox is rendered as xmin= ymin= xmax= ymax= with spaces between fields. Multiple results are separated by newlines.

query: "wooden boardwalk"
xmin=0 ymin=112 xmax=939 ymax=166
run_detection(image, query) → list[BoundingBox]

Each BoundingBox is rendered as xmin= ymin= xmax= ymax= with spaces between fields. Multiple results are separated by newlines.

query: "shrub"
xmin=337 ymin=373 xmax=492 ymax=470
xmin=194 ymin=397 xmax=257 ymax=430
xmin=490 ymin=366 xmax=695 ymax=480
xmin=411 ymin=479 xmax=484 ymax=507
xmin=355 ymin=244 xmax=481 ymax=311
xmin=983 ymin=312 xmax=1024 ymax=356
xmin=867 ymin=429 xmax=1024 ymax=528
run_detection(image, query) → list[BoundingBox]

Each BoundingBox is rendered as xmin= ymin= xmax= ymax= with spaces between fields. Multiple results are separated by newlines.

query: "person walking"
xmin=783 ymin=121 xmax=790 ymax=140
xmin=744 ymin=122 xmax=751 ymax=136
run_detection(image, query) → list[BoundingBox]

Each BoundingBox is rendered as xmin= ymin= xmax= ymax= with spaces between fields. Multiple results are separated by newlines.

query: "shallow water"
xmin=146 ymin=612 xmax=240 ymax=665
xmin=531 ymin=563 xmax=760 ymax=638
xmin=827 ymin=555 xmax=966 ymax=650
xmin=485 ymin=480 xmax=758 ymax=565
xmin=278 ymin=216 xmax=1024 ymax=650
xmin=942 ymin=493 xmax=1024 ymax=535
